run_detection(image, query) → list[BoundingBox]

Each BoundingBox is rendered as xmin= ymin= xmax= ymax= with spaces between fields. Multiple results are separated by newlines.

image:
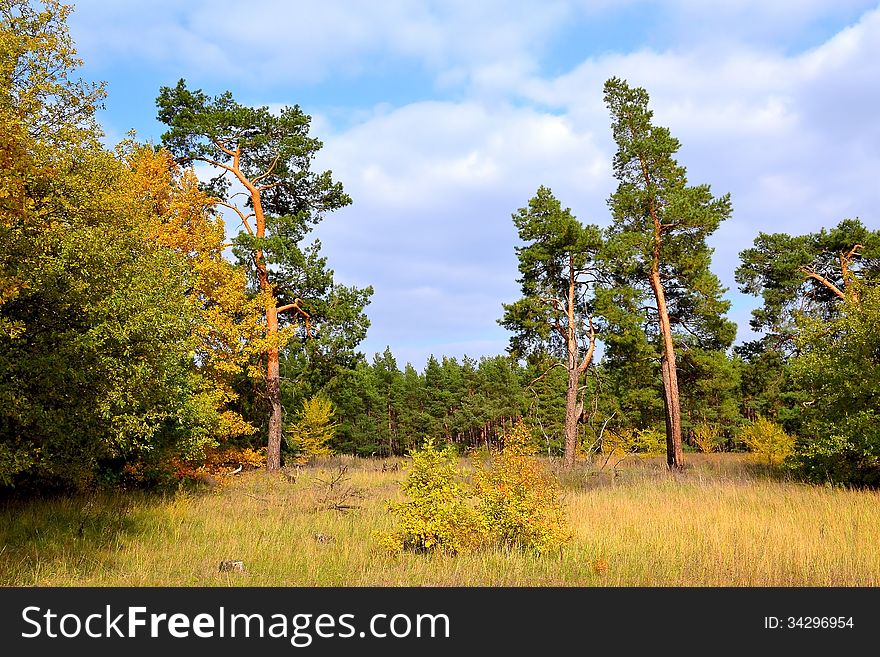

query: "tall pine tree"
xmin=156 ymin=80 xmax=371 ymax=471
xmin=603 ymin=77 xmax=734 ymax=469
xmin=501 ymin=186 xmax=603 ymax=467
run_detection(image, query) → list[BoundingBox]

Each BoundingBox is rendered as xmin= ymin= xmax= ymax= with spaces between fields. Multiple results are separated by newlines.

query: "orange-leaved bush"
xmin=472 ymin=421 xmax=571 ymax=554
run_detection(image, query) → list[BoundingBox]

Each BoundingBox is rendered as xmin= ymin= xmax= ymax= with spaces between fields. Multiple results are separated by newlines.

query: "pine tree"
xmin=603 ymin=77 xmax=734 ymax=469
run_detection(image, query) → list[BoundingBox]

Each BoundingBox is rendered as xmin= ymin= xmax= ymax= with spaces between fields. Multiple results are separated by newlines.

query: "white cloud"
xmin=69 ymin=1 xmax=880 ymax=366
xmin=70 ymin=0 xmax=572 ymax=86
xmin=307 ymin=5 xmax=880 ymax=364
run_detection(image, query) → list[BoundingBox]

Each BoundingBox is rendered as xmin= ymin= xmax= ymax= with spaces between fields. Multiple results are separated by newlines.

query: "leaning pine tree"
xmin=157 ymin=80 xmax=368 ymax=471
xmin=603 ymin=77 xmax=735 ymax=470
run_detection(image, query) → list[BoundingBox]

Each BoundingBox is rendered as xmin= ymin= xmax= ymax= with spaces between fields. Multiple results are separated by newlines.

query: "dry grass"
xmin=1 ymin=453 xmax=878 ymax=586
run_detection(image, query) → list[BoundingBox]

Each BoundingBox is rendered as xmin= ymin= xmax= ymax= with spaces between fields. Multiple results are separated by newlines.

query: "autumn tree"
xmin=1 ymin=1 xmax=278 ymax=489
xmin=286 ymin=395 xmax=336 ymax=461
xmin=122 ymin=143 xmax=264 ymax=441
xmin=156 ymin=80 xmax=371 ymax=471
xmin=500 ymin=186 xmax=602 ymax=467
xmin=603 ymin=77 xmax=734 ymax=469
xmin=1 ymin=0 xmax=104 ymax=337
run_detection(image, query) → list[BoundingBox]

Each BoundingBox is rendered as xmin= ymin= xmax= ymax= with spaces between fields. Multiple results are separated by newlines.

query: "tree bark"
xmin=563 ymin=364 xmax=581 ymax=468
xmin=235 ymin=151 xmax=284 ymax=472
xmin=562 ymin=254 xmax=595 ymax=468
xmin=639 ymin=151 xmax=684 ymax=471
xmin=650 ymin=270 xmax=684 ymax=469
xmin=265 ymin=304 xmax=283 ymax=471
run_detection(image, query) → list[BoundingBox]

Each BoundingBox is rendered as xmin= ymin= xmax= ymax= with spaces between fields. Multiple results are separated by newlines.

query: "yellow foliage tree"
xmin=740 ymin=416 xmax=795 ymax=466
xmin=692 ymin=421 xmax=721 ymax=453
xmin=286 ymin=396 xmax=336 ymax=462
xmin=376 ymin=437 xmax=481 ymax=555
xmin=601 ymin=426 xmax=665 ymax=456
xmin=121 ymin=144 xmax=264 ymax=441
xmin=378 ymin=425 xmax=571 ymax=556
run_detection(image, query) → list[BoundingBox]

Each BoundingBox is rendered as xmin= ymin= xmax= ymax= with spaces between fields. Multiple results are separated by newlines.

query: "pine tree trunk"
xmin=246 ymin=168 xmax=285 ymax=473
xmin=563 ymin=364 xmax=580 ymax=468
xmin=650 ymin=271 xmax=684 ymax=469
xmin=265 ymin=303 xmax=283 ymax=472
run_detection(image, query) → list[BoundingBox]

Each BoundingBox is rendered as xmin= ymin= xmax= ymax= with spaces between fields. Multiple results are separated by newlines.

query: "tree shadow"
xmin=0 ymin=491 xmax=154 ymax=585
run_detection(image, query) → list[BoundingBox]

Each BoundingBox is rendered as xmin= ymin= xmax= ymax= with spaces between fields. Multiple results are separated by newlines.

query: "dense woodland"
xmin=2 ymin=1 xmax=879 ymax=494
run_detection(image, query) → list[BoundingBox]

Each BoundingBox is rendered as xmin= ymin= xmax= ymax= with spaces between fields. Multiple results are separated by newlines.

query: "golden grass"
xmin=1 ymin=453 xmax=878 ymax=586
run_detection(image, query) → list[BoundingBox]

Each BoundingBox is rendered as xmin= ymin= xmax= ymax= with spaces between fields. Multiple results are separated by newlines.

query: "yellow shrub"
xmin=287 ymin=396 xmax=336 ymax=463
xmin=692 ymin=421 xmax=720 ymax=453
xmin=472 ymin=422 xmax=571 ymax=554
xmin=740 ymin=417 xmax=795 ymax=466
xmin=376 ymin=438 xmax=482 ymax=555
xmin=602 ymin=427 xmax=665 ymax=455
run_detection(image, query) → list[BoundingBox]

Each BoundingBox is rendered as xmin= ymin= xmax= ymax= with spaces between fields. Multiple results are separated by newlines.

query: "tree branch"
xmin=210 ymin=138 xmax=236 ymax=158
xmin=577 ymin=316 xmax=596 ymax=374
xmin=839 ymin=243 xmax=864 ymax=298
xmin=193 ymin=155 xmax=237 ymax=176
xmin=253 ymin=153 xmax=282 ymax=184
xmin=527 ymin=362 xmax=563 ymax=389
xmin=215 ymin=200 xmax=255 ymax=236
xmin=799 ymin=266 xmax=846 ymax=300
xmin=844 ymin=243 xmax=864 ymax=262
xmin=277 ymin=298 xmax=312 ymax=337
xmin=538 ymin=296 xmax=566 ymax=340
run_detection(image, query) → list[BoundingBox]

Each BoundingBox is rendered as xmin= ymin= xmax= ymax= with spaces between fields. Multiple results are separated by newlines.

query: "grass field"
xmin=2 ymin=453 xmax=878 ymax=586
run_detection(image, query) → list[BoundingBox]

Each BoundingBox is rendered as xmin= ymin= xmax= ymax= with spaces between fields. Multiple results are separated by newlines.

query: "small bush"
xmin=378 ymin=424 xmax=571 ymax=556
xmin=601 ymin=427 xmax=665 ymax=455
xmin=472 ymin=422 xmax=571 ymax=554
xmin=376 ymin=438 xmax=481 ymax=555
xmin=692 ymin=421 xmax=721 ymax=453
xmin=740 ymin=417 xmax=795 ymax=466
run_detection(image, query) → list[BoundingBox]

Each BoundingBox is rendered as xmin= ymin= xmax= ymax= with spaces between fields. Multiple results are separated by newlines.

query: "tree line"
xmin=2 ymin=1 xmax=878 ymax=492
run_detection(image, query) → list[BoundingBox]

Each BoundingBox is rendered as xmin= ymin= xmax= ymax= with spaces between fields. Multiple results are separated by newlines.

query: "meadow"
xmin=2 ymin=454 xmax=878 ymax=587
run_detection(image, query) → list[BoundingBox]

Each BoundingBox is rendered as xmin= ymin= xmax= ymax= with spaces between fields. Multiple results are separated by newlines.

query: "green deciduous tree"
xmin=789 ymin=280 xmax=880 ymax=486
xmin=156 ymin=80 xmax=371 ymax=471
xmin=736 ymin=219 xmax=880 ymax=348
xmin=603 ymin=77 xmax=735 ymax=469
xmin=500 ymin=186 xmax=602 ymax=468
xmin=1 ymin=1 xmax=229 ymax=489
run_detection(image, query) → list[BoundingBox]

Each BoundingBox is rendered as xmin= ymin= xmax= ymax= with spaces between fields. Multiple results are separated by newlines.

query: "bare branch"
xmin=253 ymin=153 xmax=282 ymax=184
xmin=799 ymin=266 xmax=846 ymax=300
xmin=577 ymin=316 xmax=596 ymax=374
xmin=844 ymin=243 xmax=864 ymax=262
xmin=192 ymin=155 xmax=237 ymax=176
xmin=527 ymin=361 xmax=564 ymax=389
xmin=215 ymin=200 xmax=255 ymax=236
xmin=277 ymin=298 xmax=313 ymax=337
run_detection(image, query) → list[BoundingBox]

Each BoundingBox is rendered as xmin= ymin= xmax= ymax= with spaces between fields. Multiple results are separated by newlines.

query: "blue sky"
xmin=67 ymin=0 xmax=880 ymax=369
